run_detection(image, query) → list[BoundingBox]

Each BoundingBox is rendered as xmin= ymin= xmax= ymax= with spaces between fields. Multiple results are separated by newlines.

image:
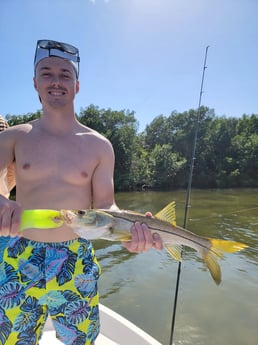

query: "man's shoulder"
xmin=0 ymin=122 xmax=33 ymax=138
xmin=77 ymin=124 xmax=114 ymax=157
xmin=78 ymin=124 xmax=111 ymax=144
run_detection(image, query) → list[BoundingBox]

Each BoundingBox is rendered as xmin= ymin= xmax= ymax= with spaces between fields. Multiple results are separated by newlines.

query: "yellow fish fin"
xmin=154 ymin=201 xmax=177 ymax=226
xmin=202 ymin=238 xmax=248 ymax=285
xmin=202 ymin=249 xmax=222 ymax=285
xmin=20 ymin=209 xmax=64 ymax=231
xmin=165 ymin=244 xmax=182 ymax=261
xmin=209 ymin=238 xmax=248 ymax=253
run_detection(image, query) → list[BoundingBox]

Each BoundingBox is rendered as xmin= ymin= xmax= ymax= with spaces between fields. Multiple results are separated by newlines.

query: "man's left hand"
xmin=123 ymin=221 xmax=163 ymax=253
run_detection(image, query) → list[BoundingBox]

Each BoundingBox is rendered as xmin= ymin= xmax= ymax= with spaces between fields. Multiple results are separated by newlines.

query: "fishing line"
xmin=169 ymin=46 xmax=210 ymax=345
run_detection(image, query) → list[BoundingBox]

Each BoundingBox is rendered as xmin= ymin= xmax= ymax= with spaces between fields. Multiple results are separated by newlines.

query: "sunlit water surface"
xmin=95 ymin=189 xmax=258 ymax=345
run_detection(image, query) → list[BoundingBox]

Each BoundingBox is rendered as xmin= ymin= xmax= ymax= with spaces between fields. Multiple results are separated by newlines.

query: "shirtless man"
xmin=0 ymin=40 xmax=162 ymax=345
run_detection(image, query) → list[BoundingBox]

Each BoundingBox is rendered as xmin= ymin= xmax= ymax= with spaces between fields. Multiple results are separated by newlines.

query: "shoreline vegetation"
xmin=5 ymin=105 xmax=258 ymax=192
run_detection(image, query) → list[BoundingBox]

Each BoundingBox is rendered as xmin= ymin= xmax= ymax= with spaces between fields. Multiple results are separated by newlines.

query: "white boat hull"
xmin=40 ymin=304 xmax=162 ymax=345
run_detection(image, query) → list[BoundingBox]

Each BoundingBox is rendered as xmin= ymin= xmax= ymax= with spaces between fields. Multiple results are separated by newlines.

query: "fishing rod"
xmin=169 ymin=45 xmax=210 ymax=345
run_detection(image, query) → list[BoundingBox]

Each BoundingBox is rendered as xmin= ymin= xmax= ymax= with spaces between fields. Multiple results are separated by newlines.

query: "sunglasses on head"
xmin=34 ymin=39 xmax=80 ymax=78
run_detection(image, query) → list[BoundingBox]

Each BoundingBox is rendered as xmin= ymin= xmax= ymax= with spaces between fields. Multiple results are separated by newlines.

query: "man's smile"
xmin=48 ymin=90 xmax=65 ymax=96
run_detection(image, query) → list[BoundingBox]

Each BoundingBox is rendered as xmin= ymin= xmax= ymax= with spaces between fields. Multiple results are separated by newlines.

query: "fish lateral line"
xmin=107 ymin=212 xmax=213 ymax=250
xmin=111 ymin=214 xmax=247 ymax=258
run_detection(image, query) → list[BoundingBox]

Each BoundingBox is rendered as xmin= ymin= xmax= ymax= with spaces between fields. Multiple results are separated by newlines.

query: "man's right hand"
xmin=0 ymin=196 xmax=22 ymax=237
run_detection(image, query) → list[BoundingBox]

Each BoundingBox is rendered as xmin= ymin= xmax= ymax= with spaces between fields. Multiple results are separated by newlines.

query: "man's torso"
xmin=12 ymin=120 xmax=105 ymax=242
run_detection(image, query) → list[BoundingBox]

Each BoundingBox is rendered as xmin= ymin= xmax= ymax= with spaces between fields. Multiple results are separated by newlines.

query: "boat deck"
xmin=40 ymin=304 xmax=162 ymax=345
xmin=40 ymin=331 xmax=118 ymax=345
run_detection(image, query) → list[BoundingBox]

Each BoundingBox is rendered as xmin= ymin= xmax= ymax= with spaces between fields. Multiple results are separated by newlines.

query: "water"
xmin=94 ymin=189 xmax=258 ymax=345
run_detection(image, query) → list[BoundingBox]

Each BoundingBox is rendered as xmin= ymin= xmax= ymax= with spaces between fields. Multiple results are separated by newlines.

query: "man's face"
xmin=33 ymin=56 xmax=80 ymax=108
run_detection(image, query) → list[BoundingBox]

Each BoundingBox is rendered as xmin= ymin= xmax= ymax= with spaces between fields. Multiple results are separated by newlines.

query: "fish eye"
xmin=77 ymin=210 xmax=85 ymax=216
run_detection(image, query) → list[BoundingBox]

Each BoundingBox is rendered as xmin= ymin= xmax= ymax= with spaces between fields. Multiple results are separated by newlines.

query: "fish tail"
xmin=202 ymin=238 xmax=248 ymax=285
xmin=20 ymin=209 xmax=64 ymax=231
xmin=209 ymin=238 xmax=248 ymax=254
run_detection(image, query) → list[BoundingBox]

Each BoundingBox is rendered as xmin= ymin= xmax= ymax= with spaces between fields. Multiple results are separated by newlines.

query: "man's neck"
xmin=39 ymin=105 xmax=78 ymax=135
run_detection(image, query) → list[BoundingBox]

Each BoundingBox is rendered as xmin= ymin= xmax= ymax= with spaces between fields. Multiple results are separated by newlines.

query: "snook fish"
xmin=20 ymin=202 xmax=248 ymax=285
xmin=59 ymin=201 xmax=248 ymax=285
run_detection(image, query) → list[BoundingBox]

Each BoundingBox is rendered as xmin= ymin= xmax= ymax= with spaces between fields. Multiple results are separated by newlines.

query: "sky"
xmin=1 ymin=0 xmax=257 ymax=132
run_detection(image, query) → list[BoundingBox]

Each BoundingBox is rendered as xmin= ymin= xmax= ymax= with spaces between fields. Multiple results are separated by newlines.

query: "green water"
xmin=95 ymin=189 xmax=258 ymax=345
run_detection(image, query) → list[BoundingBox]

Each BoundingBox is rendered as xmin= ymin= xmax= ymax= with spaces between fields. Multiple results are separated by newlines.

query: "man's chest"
xmin=14 ymin=135 xmax=98 ymax=184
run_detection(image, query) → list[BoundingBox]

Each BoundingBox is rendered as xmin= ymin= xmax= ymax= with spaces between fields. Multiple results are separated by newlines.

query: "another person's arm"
xmin=7 ymin=162 xmax=16 ymax=192
xmin=0 ymin=129 xmax=22 ymax=237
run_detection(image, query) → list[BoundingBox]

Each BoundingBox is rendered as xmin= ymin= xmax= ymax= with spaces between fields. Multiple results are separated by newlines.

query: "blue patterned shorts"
xmin=0 ymin=237 xmax=101 ymax=345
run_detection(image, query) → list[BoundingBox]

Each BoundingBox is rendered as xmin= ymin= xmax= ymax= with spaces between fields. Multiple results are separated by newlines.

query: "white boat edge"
xmin=40 ymin=303 xmax=162 ymax=345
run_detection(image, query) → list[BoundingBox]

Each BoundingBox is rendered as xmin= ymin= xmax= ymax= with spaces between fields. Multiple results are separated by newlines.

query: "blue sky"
xmin=1 ymin=0 xmax=257 ymax=131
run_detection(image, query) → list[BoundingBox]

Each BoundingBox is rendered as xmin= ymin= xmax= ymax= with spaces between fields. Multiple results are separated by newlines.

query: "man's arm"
xmin=91 ymin=137 xmax=117 ymax=210
xmin=91 ymin=137 xmax=163 ymax=252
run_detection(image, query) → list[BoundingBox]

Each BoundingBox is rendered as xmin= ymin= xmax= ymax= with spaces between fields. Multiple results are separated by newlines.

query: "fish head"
xmin=60 ymin=209 xmax=115 ymax=240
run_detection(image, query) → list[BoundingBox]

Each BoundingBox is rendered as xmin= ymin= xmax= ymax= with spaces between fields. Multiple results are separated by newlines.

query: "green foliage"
xmin=78 ymin=105 xmax=138 ymax=190
xmin=148 ymin=144 xmax=186 ymax=189
xmin=6 ymin=111 xmax=41 ymax=126
xmin=4 ymin=106 xmax=258 ymax=190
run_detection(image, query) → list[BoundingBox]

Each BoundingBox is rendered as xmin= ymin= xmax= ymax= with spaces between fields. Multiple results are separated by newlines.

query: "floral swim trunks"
xmin=0 ymin=236 xmax=101 ymax=345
